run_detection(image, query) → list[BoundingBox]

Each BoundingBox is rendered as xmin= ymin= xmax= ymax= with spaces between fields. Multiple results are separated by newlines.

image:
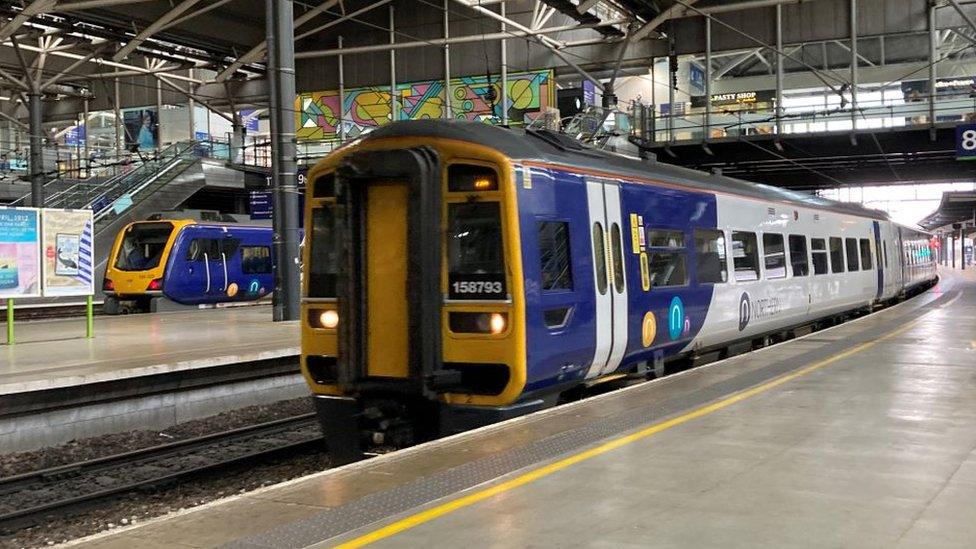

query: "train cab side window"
xmin=859 ymin=239 xmax=873 ymax=270
xmin=220 ymin=238 xmax=241 ymax=258
xmin=762 ymin=233 xmax=787 ymax=279
xmin=592 ymin=223 xmax=608 ymax=295
xmin=845 ymin=237 xmax=860 ymax=271
xmin=811 ymin=238 xmax=828 ymax=275
xmin=731 ymin=231 xmax=760 ymax=282
xmin=537 ymin=221 xmax=573 ymax=291
xmin=788 ymin=234 xmax=809 ymax=276
xmin=883 ymin=241 xmax=888 ymax=268
xmin=242 ymin=246 xmax=272 ymax=274
xmin=694 ymin=229 xmax=727 ymax=284
xmin=829 ymin=237 xmax=845 ymax=273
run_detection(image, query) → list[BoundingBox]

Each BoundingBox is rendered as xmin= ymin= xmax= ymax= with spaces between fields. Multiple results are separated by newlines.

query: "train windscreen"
xmin=114 ymin=222 xmax=174 ymax=271
xmin=308 ymin=206 xmax=337 ymax=297
xmin=447 ymin=202 xmax=506 ymax=300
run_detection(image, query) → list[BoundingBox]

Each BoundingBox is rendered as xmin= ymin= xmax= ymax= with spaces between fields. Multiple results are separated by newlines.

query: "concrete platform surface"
xmin=0 ymin=306 xmax=299 ymax=395
xmin=68 ymin=268 xmax=975 ymax=549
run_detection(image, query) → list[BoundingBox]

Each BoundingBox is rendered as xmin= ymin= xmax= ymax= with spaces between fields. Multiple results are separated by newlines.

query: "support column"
xmin=338 ymin=35 xmax=345 ymax=142
xmin=850 ymin=0 xmax=858 ymax=131
xmin=28 ymin=92 xmax=44 ymax=207
xmin=443 ymin=0 xmax=451 ymax=119
xmin=389 ymin=5 xmax=397 ymax=122
xmin=114 ymin=71 xmax=122 ymax=165
xmin=230 ymin=119 xmax=245 ymax=164
xmin=928 ymin=3 xmax=937 ymax=130
xmin=83 ymin=97 xmax=90 ymax=178
xmin=156 ymin=77 xmax=163 ymax=154
xmin=500 ymin=1 xmax=508 ymax=125
xmin=188 ymin=68 xmax=196 ymax=141
xmin=267 ymin=0 xmax=301 ymax=321
xmin=705 ymin=17 xmax=711 ymax=139
xmin=775 ymin=4 xmax=783 ymax=135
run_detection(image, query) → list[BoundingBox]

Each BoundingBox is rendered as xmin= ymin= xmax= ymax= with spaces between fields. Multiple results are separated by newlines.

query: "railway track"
xmin=0 ymin=413 xmax=324 ymax=531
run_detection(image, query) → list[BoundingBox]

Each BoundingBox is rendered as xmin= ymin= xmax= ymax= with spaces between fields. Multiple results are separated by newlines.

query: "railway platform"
xmin=1 ymin=306 xmax=301 ymax=452
xmin=69 ymin=267 xmax=975 ymax=549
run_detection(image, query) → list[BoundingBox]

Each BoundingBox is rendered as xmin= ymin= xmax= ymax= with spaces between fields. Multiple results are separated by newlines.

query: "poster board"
xmin=0 ymin=207 xmax=41 ymax=299
xmin=41 ymin=209 xmax=94 ymax=297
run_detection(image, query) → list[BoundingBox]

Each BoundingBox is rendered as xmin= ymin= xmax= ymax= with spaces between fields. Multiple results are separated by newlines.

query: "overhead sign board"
xmin=0 ymin=208 xmax=41 ymax=299
xmin=956 ymin=123 xmax=976 ymax=160
xmin=691 ymin=90 xmax=776 ymax=108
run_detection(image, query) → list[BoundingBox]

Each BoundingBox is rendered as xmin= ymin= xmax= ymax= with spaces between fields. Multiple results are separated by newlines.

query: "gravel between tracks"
xmin=0 ymin=397 xmax=329 ymax=549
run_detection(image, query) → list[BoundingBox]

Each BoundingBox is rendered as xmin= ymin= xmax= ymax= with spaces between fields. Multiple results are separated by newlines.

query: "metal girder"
xmin=213 ymin=0 xmax=339 ymax=82
xmin=57 ymin=0 xmax=158 ymax=11
xmin=112 ymin=0 xmax=204 ymax=61
xmin=453 ymin=0 xmax=562 ymax=49
xmin=295 ymin=0 xmax=391 ymax=42
xmin=0 ymin=0 xmax=56 ymax=44
xmin=832 ymin=39 xmax=875 ymax=67
xmin=154 ymin=73 xmax=235 ymax=123
xmin=712 ymin=48 xmax=763 ymax=79
xmin=948 ymin=0 xmax=976 ymax=45
xmin=0 ymin=40 xmax=202 ymax=83
xmin=577 ymin=0 xmax=602 ymax=14
xmin=41 ymin=45 xmax=102 ymax=88
xmin=631 ymin=0 xmax=699 ymax=41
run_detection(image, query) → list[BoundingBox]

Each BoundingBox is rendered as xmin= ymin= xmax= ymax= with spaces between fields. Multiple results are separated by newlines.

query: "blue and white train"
xmin=299 ymin=120 xmax=937 ymax=462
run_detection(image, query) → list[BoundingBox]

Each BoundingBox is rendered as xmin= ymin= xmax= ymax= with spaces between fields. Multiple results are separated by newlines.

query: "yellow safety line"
xmin=335 ymin=316 xmax=924 ymax=549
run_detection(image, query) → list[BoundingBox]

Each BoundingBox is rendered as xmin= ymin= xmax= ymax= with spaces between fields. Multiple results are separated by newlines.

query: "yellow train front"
xmin=301 ymin=123 xmax=529 ymax=463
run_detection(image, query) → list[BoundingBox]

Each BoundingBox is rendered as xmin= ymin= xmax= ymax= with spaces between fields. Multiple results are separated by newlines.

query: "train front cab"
xmin=103 ymin=219 xmax=192 ymax=313
xmin=301 ymin=139 xmax=528 ymax=463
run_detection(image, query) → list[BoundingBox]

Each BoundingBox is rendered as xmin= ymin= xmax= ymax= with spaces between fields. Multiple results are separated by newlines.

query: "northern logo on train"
xmin=738 ymin=292 xmax=751 ymax=331
xmin=248 ymin=278 xmax=261 ymax=295
xmin=668 ymin=296 xmax=684 ymax=341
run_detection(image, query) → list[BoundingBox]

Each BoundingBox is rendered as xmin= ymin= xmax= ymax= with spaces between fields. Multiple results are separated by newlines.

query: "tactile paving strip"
xmin=224 ymin=288 xmax=955 ymax=549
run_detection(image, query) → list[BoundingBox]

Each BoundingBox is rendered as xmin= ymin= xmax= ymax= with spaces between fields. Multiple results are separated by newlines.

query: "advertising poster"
xmin=123 ymin=107 xmax=158 ymax=151
xmin=41 ymin=209 xmax=94 ymax=297
xmin=0 ymin=208 xmax=41 ymax=299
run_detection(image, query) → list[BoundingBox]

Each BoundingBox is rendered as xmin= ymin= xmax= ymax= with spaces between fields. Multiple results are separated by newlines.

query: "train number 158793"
xmin=451 ymin=281 xmax=503 ymax=295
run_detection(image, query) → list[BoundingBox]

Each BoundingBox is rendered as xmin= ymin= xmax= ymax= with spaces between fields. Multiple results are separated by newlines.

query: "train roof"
xmin=360 ymin=120 xmax=892 ymax=222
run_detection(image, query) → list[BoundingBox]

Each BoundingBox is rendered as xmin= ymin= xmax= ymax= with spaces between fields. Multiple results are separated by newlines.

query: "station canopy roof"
xmin=918 ymin=191 xmax=976 ymax=231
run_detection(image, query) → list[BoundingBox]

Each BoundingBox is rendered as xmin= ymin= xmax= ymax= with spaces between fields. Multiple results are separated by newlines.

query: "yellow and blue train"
xmin=301 ymin=120 xmax=937 ymax=463
xmin=103 ymin=218 xmax=274 ymax=313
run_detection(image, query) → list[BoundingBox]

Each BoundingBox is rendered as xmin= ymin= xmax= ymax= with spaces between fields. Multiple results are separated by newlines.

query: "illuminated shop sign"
xmin=690 ymin=90 xmax=776 ymax=108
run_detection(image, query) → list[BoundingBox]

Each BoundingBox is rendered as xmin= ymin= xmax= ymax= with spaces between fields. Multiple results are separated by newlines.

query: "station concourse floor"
xmin=0 ymin=305 xmax=299 ymax=396
xmin=71 ymin=268 xmax=976 ymax=549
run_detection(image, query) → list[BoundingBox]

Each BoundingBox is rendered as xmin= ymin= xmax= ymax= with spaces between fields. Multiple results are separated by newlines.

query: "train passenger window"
xmin=592 ymin=223 xmax=608 ymax=295
xmin=220 ymin=238 xmax=241 ymax=258
xmin=649 ymin=253 xmax=688 ymax=287
xmin=829 ymin=237 xmax=845 ymax=273
xmin=811 ymin=238 xmax=828 ymax=275
xmin=762 ymin=233 xmax=787 ymax=279
xmin=537 ymin=221 xmax=573 ymax=291
xmin=447 ymin=202 xmax=506 ymax=300
xmin=859 ymin=239 xmax=873 ymax=270
xmin=242 ymin=246 xmax=272 ymax=274
xmin=309 ymin=207 xmax=337 ymax=297
xmin=845 ymin=238 xmax=859 ymax=271
xmin=731 ymin=231 xmax=760 ymax=282
xmin=788 ymin=235 xmax=809 ymax=276
xmin=610 ymin=223 xmax=625 ymax=294
xmin=647 ymin=229 xmax=684 ymax=248
xmin=694 ymin=229 xmax=727 ymax=284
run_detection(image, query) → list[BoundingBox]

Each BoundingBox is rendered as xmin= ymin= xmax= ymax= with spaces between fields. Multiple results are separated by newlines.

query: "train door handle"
xmin=203 ymin=252 xmax=211 ymax=293
xmin=221 ymin=253 xmax=228 ymax=291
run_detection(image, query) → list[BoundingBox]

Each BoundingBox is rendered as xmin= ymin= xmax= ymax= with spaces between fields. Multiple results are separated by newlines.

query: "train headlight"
xmin=449 ymin=312 xmax=508 ymax=334
xmin=489 ymin=313 xmax=506 ymax=334
xmin=310 ymin=309 xmax=339 ymax=329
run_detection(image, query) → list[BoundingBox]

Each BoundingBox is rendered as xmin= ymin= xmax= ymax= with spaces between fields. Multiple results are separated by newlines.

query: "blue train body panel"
xmin=162 ymin=224 xmax=274 ymax=305
xmin=516 ymin=165 xmax=718 ymax=394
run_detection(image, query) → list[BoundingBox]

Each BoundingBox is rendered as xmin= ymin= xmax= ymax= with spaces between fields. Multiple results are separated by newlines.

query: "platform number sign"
xmin=956 ymin=124 xmax=976 ymax=160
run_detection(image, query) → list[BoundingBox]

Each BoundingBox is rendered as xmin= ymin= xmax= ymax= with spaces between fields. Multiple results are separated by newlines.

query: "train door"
xmin=872 ymin=221 xmax=884 ymax=299
xmin=584 ymin=178 xmax=629 ymax=379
